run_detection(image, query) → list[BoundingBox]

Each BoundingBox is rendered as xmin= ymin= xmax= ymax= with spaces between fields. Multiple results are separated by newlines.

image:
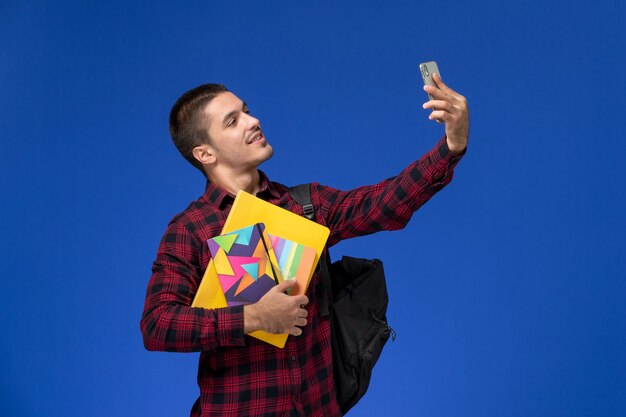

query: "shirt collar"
xmin=201 ymin=170 xmax=280 ymax=209
xmin=257 ymin=170 xmax=281 ymax=200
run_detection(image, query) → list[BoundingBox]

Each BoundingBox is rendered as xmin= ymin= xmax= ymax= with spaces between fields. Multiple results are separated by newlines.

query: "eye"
xmin=227 ymin=118 xmax=236 ymax=127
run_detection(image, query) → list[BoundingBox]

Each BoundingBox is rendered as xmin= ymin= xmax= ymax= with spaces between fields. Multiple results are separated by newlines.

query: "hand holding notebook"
xmin=243 ymin=278 xmax=309 ymax=336
xmin=193 ymin=190 xmax=331 ymax=348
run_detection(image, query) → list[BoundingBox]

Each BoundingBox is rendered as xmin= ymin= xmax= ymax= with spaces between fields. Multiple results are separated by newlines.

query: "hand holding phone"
xmin=419 ymin=61 xmax=470 ymax=153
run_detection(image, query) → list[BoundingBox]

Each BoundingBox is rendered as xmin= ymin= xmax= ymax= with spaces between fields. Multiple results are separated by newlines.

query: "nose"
xmin=245 ymin=113 xmax=260 ymax=130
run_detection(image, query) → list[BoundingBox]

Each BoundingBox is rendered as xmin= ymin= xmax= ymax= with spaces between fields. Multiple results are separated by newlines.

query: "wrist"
xmin=243 ymin=303 xmax=263 ymax=334
xmin=446 ymin=136 xmax=467 ymax=155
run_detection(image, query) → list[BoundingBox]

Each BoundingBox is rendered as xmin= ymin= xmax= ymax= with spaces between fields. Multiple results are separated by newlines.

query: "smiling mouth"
xmin=248 ymin=131 xmax=264 ymax=144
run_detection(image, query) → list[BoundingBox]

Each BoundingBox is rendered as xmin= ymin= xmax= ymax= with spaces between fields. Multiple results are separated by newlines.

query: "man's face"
xmin=202 ymin=92 xmax=273 ymax=172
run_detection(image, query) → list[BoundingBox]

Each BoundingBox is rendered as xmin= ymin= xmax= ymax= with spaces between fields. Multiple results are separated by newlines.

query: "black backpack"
xmin=288 ymin=184 xmax=396 ymax=415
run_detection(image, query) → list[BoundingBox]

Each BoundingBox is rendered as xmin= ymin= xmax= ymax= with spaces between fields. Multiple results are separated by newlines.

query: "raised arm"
xmin=317 ymin=76 xmax=469 ymax=246
xmin=315 ymin=137 xmax=463 ymax=246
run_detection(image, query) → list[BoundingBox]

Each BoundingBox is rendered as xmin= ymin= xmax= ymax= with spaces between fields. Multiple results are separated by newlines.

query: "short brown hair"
xmin=169 ymin=84 xmax=229 ymax=176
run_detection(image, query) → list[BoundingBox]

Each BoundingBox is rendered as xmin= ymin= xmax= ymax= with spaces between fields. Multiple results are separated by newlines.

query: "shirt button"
xmin=291 ymin=355 xmax=296 ymax=361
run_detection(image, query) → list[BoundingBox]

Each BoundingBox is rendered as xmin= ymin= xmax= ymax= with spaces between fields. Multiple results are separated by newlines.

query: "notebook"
xmin=192 ymin=190 xmax=330 ymax=348
xmin=207 ymin=223 xmax=282 ymax=307
xmin=269 ymin=234 xmax=317 ymax=296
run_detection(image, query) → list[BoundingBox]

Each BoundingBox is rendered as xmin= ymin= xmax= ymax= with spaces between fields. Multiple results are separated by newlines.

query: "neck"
xmin=207 ymin=166 xmax=261 ymax=196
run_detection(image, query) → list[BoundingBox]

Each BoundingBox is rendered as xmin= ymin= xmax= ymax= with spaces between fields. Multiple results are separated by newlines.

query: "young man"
xmin=141 ymin=75 xmax=469 ymax=417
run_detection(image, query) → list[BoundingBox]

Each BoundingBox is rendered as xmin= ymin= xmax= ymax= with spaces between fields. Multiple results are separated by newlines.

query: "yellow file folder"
xmin=192 ymin=190 xmax=330 ymax=348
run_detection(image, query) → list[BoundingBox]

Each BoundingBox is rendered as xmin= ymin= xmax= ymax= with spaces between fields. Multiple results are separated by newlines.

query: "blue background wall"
xmin=1 ymin=1 xmax=625 ymax=416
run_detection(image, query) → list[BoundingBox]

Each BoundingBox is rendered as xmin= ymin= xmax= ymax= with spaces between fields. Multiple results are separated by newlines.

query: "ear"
xmin=192 ymin=144 xmax=216 ymax=166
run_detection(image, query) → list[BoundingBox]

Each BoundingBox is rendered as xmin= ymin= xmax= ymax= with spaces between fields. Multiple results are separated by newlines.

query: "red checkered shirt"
xmin=141 ymin=136 xmax=464 ymax=417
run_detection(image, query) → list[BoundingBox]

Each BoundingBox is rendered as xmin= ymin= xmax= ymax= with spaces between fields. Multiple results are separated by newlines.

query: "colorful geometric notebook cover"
xmin=207 ymin=223 xmax=283 ymax=307
xmin=269 ymin=234 xmax=317 ymax=296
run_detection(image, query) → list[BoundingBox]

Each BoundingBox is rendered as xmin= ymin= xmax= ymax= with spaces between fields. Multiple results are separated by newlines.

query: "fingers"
xmin=422 ymin=82 xmax=468 ymax=126
xmin=291 ymin=303 xmax=308 ymax=327
xmin=423 ymin=98 xmax=460 ymax=122
xmin=288 ymin=308 xmax=308 ymax=335
xmin=273 ymin=280 xmax=309 ymax=306
xmin=423 ymin=84 xmax=463 ymax=106
xmin=431 ymin=72 xmax=466 ymax=102
xmin=422 ymin=99 xmax=454 ymax=112
xmin=289 ymin=326 xmax=303 ymax=336
xmin=257 ymin=281 xmax=310 ymax=335
xmin=432 ymin=72 xmax=447 ymax=91
xmin=280 ymin=306 xmax=308 ymax=336
xmin=295 ymin=294 xmax=309 ymax=306
xmin=273 ymin=279 xmax=296 ymax=293
xmin=428 ymin=110 xmax=448 ymax=122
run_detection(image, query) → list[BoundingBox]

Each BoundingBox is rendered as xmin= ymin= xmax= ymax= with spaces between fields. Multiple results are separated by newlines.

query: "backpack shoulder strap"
xmin=287 ymin=184 xmax=315 ymax=220
xmin=288 ymin=184 xmax=332 ymax=317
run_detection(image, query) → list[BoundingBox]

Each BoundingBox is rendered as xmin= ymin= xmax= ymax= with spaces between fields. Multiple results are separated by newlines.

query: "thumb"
xmin=273 ymin=278 xmax=296 ymax=293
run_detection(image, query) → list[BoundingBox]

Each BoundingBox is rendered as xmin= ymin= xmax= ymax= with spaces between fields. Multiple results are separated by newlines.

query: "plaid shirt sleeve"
xmin=140 ymin=218 xmax=246 ymax=352
xmin=315 ymin=136 xmax=465 ymax=246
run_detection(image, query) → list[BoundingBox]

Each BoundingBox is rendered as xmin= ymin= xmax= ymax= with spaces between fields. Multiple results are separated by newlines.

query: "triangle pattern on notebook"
xmin=241 ymin=262 xmax=259 ymax=281
xmin=213 ymin=248 xmax=235 ymax=276
xmin=218 ymin=274 xmax=241 ymax=293
xmin=213 ymin=234 xmax=238 ymax=253
xmin=234 ymin=226 xmax=253 ymax=246
xmin=234 ymin=274 xmax=255 ymax=296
